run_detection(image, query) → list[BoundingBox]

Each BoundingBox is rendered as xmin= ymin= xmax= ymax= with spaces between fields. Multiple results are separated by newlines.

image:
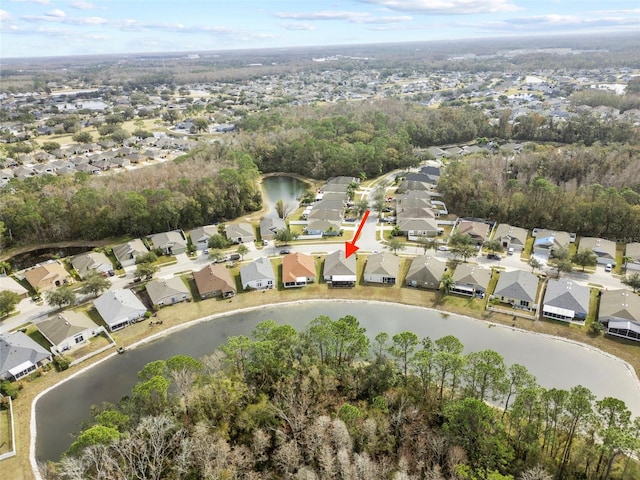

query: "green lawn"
xmin=0 ymin=407 xmax=12 ymax=456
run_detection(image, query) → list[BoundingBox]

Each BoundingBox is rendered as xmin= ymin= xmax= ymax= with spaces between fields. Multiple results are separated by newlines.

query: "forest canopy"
xmin=51 ymin=316 xmax=640 ymax=480
xmin=1 ymin=98 xmax=639 ymax=248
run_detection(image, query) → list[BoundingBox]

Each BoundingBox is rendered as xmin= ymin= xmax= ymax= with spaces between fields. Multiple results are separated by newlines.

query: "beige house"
xmin=24 ymin=260 xmax=73 ymax=292
xmin=193 ymin=264 xmax=236 ymax=299
xmin=456 ymin=220 xmax=490 ymax=244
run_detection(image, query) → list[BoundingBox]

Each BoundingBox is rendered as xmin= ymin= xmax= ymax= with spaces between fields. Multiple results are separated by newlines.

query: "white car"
xmin=605 ymin=264 xmax=613 ymax=272
xmin=437 ymin=245 xmax=450 ymax=251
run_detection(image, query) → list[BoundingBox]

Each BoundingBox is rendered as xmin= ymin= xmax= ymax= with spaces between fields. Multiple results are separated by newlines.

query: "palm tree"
xmin=384 ymin=237 xmax=405 ymax=255
xmin=0 ymin=261 xmax=11 ymax=275
xmin=440 ymin=273 xmax=455 ymax=296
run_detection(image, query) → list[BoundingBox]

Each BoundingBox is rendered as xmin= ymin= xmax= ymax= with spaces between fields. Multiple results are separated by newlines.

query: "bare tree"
xmin=519 ymin=465 xmax=553 ymax=480
xmin=274 ymin=439 xmax=303 ymax=476
xmin=354 ymin=452 xmax=380 ymax=480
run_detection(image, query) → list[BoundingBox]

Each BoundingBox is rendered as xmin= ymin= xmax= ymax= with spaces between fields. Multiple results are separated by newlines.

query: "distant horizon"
xmin=2 ymin=30 xmax=637 ymax=65
xmin=1 ymin=0 xmax=638 ymax=60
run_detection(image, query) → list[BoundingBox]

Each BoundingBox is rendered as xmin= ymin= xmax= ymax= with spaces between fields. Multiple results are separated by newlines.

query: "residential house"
xmin=313 ymin=199 xmax=346 ymax=212
xmin=225 ymin=223 xmax=256 ymax=244
xmin=320 ymin=183 xmax=349 ymax=194
xmin=492 ymin=270 xmax=539 ymax=311
xmin=396 ymin=196 xmax=432 ymax=210
xmin=307 ymin=208 xmax=344 ymax=222
xmin=319 ymin=191 xmax=348 ymax=202
xmin=146 ymin=277 xmax=192 ymax=307
xmin=306 ymin=219 xmax=342 ymax=236
xmin=456 ymin=220 xmax=490 ymax=245
xmin=240 ymin=257 xmax=276 ymax=290
xmin=397 ymin=218 xmax=440 ymax=240
xmin=37 ymin=310 xmax=103 ymax=354
xmin=533 ymin=229 xmax=571 ymax=257
xmin=397 ymin=179 xmax=432 ymax=193
xmin=70 ymin=251 xmax=114 ymax=279
xmin=396 ymin=206 xmax=436 ymax=219
xmin=94 ymin=288 xmax=147 ymax=331
xmin=542 ymin=278 xmax=590 ymax=322
xmin=0 ymin=275 xmax=28 ymax=297
xmin=625 ymin=243 xmax=640 ymax=272
xmin=599 ymin=289 xmax=640 ymax=342
xmin=405 ymin=255 xmax=447 ymax=289
xmin=327 ymin=176 xmax=359 ymax=185
xmin=188 ymin=225 xmax=219 ymax=251
xmin=260 ymin=217 xmax=286 ymax=241
xmin=323 ymin=250 xmax=357 ymax=287
xmin=364 ymin=252 xmax=400 ymax=285
xmin=193 ymin=264 xmax=236 ymax=299
xmin=282 ymin=253 xmax=316 ymax=288
xmin=23 ymin=260 xmax=73 ymax=292
xmin=148 ymin=230 xmax=188 ymax=255
xmin=112 ymin=239 xmax=149 ymax=268
xmin=0 ymin=331 xmax=52 ymax=381
xmin=493 ymin=224 xmax=528 ymax=252
xmin=578 ymin=237 xmax=617 ymax=265
xmin=450 ymin=263 xmax=491 ymax=297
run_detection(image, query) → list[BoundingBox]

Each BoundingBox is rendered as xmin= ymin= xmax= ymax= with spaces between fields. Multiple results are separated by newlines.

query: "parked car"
xmin=507 ymin=247 xmax=514 ymax=255
xmin=487 ymin=253 xmax=501 ymax=260
xmin=605 ymin=263 xmax=613 ymax=272
xmin=229 ymin=253 xmax=241 ymax=261
xmin=279 ymin=249 xmax=291 ymax=255
xmin=437 ymin=245 xmax=450 ymax=251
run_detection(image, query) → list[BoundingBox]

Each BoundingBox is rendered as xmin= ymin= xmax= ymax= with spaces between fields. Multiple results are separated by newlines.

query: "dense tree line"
xmin=236 ymin=99 xmax=637 ymax=181
xmin=437 ymin=144 xmax=640 ymax=241
xmin=50 ymin=316 xmax=640 ymax=480
xmin=0 ymin=149 xmax=261 ymax=247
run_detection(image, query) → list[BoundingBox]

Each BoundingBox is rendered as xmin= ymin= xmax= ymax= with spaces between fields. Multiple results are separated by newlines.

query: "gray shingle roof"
xmin=240 ymin=257 xmax=276 ymax=284
xmin=37 ymin=311 xmax=99 ymax=346
xmin=324 ymin=250 xmax=357 ymax=277
xmin=94 ymin=288 xmax=147 ymax=327
xmin=0 ymin=331 xmax=51 ymax=379
xmin=494 ymin=270 xmax=539 ymax=302
xmin=543 ymin=279 xmax=590 ymax=315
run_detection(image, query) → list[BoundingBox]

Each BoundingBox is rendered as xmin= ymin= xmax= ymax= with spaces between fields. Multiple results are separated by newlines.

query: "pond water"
xmin=8 ymin=246 xmax=91 ymax=271
xmin=35 ymin=300 xmax=640 ymax=463
xmin=261 ymin=175 xmax=309 ymax=218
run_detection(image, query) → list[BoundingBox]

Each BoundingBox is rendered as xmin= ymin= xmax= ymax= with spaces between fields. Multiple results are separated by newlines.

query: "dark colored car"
xmin=487 ymin=253 xmax=501 ymax=260
xmin=229 ymin=253 xmax=241 ymax=261
xmin=279 ymin=249 xmax=291 ymax=255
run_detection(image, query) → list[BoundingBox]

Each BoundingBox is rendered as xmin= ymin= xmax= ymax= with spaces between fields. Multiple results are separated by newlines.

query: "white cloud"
xmin=9 ymin=0 xmax=50 ymax=4
xmin=274 ymin=10 xmax=412 ymax=24
xmin=70 ymin=0 xmax=95 ymax=10
xmin=280 ymin=22 xmax=316 ymax=31
xmin=45 ymin=9 xmax=66 ymax=18
xmin=0 ymin=9 xmax=12 ymax=21
xmin=275 ymin=11 xmax=372 ymax=22
xmin=467 ymin=12 xmax=640 ymax=32
xmin=356 ymin=0 xmax=519 ymax=14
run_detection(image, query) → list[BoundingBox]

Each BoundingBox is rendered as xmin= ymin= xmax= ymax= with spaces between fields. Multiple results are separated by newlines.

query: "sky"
xmin=0 ymin=1 xmax=638 ymax=58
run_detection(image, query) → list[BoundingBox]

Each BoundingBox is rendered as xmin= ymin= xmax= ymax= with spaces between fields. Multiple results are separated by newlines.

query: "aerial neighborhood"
xmin=1 ymin=43 xmax=640 ymax=395
xmin=2 ymin=158 xmax=640 ymax=384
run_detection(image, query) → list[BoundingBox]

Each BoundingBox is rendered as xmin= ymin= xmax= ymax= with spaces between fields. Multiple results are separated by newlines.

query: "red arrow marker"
xmin=345 ymin=210 xmax=370 ymax=258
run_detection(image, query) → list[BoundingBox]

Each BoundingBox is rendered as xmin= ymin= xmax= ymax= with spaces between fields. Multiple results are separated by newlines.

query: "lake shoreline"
xmin=29 ymin=298 xmax=640 ymax=480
